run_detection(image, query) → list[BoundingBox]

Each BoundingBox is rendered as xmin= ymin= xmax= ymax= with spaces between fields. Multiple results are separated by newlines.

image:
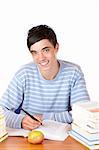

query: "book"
xmin=73 ymin=119 xmax=99 ymax=130
xmin=7 ymin=119 xmax=71 ymax=141
xmin=72 ymin=101 xmax=99 ymax=120
xmin=72 ymin=123 xmax=99 ymax=141
xmin=72 ymin=101 xmax=99 ymax=133
xmin=70 ymin=101 xmax=99 ymax=149
xmin=0 ymin=106 xmax=8 ymax=142
xmin=70 ymin=129 xmax=99 ymax=145
xmin=70 ymin=132 xmax=99 ymax=150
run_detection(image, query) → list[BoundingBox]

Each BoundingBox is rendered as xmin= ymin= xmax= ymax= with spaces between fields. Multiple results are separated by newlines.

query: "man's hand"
xmin=21 ymin=114 xmax=43 ymax=130
xmin=33 ymin=114 xmax=43 ymax=123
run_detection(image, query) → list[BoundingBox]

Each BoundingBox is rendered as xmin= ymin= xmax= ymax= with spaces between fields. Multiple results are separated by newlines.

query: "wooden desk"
xmin=0 ymin=136 xmax=89 ymax=150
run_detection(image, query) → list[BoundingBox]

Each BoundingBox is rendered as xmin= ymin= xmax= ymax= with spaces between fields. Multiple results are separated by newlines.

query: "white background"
xmin=0 ymin=0 xmax=99 ymax=101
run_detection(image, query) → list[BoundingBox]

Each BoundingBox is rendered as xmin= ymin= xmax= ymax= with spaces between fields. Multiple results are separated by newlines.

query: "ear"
xmin=55 ymin=43 xmax=59 ymax=53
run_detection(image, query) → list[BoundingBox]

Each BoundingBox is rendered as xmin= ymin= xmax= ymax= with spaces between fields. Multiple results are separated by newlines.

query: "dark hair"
xmin=27 ymin=25 xmax=57 ymax=50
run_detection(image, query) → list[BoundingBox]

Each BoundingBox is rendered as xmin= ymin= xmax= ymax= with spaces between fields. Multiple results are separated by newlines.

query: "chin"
xmin=40 ymin=67 xmax=51 ymax=73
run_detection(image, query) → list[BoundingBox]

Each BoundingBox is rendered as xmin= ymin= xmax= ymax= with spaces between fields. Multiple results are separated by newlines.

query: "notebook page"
xmin=34 ymin=120 xmax=71 ymax=140
xmin=7 ymin=127 xmax=29 ymax=137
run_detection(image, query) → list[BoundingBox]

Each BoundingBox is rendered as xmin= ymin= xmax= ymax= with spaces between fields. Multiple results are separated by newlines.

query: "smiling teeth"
xmin=40 ymin=61 xmax=48 ymax=66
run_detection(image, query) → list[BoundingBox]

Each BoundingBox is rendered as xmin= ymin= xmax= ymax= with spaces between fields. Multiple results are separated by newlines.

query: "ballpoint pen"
xmin=21 ymin=108 xmax=42 ymax=125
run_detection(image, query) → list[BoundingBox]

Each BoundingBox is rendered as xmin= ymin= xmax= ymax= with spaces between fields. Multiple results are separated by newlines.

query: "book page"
xmin=35 ymin=120 xmax=71 ymax=140
xmin=6 ymin=127 xmax=29 ymax=137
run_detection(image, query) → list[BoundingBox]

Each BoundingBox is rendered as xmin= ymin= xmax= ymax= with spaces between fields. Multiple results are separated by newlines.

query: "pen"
xmin=21 ymin=108 xmax=42 ymax=125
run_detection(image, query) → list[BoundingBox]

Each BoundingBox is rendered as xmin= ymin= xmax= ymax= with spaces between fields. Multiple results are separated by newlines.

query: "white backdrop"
xmin=0 ymin=0 xmax=99 ymax=101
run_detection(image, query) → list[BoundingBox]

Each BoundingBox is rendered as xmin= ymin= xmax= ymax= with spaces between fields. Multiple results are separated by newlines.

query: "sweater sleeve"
xmin=70 ymin=66 xmax=90 ymax=105
xmin=43 ymin=111 xmax=72 ymax=123
xmin=0 ymin=75 xmax=25 ymax=128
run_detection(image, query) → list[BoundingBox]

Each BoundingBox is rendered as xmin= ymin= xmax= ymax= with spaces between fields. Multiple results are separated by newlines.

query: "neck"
xmin=40 ymin=61 xmax=60 ymax=80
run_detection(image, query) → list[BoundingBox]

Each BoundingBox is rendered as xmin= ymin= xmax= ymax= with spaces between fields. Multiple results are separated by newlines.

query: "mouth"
xmin=39 ymin=60 xmax=49 ymax=67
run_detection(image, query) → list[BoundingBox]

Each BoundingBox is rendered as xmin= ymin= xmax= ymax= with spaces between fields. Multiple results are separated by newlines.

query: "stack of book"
xmin=0 ymin=106 xmax=8 ymax=142
xmin=69 ymin=101 xmax=99 ymax=149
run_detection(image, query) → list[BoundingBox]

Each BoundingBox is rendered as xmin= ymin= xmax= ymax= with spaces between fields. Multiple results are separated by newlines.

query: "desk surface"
xmin=0 ymin=136 xmax=88 ymax=150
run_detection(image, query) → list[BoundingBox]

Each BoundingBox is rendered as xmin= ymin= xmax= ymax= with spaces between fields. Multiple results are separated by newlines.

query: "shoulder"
xmin=59 ymin=60 xmax=85 ymax=83
xmin=59 ymin=60 xmax=84 ymax=80
xmin=20 ymin=62 xmax=37 ymax=71
xmin=60 ymin=60 xmax=81 ymax=72
xmin=14 ymin=62 xmax=37 ymax=80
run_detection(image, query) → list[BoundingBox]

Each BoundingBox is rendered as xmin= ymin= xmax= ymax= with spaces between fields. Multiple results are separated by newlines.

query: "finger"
xmin=23 ymin=116 xmax=41 ymax=127
xmin=27 ymin=117 xmax=41 ymax=125
xmin=23 ymin=122 xmax=40 ymax=130
xmin=33 ymin=115 xmax=43 ymax=124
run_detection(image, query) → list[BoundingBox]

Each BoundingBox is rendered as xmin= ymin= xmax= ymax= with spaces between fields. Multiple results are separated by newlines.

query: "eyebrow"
xmin=30 ymin=46 xmax=50 ymax=53
xmin=42 ymin=46 xmax=50 ymax=50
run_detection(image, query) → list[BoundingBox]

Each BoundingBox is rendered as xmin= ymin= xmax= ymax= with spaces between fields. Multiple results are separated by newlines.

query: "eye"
xmin=43 ymin=48 xmax=50 ymax=53
xmin=31 ymin=51 xmax=38 ymax=55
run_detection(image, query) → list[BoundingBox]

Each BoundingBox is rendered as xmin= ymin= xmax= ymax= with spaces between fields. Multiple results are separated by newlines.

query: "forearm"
xmin=3 ymin=109 xmax=25 ymax=128
xmin=43 ymin=110 xmax=72 ymax=124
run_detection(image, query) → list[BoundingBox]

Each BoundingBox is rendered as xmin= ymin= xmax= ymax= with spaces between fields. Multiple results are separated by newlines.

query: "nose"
xmin=37 ymin=51 xmax=45 ymax=60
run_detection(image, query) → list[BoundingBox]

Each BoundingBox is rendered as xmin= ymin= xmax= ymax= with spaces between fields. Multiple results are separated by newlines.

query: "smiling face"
xmin=30 ymin=39 xmax=59 ymax=74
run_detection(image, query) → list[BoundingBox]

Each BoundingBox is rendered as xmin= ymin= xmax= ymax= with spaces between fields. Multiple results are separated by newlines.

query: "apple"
xmin=28 ymin=130 xmax=44 ymax=144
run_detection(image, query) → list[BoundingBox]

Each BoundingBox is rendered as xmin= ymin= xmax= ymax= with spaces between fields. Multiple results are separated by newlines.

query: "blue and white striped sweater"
xmin=0 ymin=60 xmax=90 ymax=128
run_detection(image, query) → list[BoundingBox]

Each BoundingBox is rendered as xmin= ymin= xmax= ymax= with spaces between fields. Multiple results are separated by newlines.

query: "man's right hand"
xmin=21 ymin=115 xmax=41 ymax=130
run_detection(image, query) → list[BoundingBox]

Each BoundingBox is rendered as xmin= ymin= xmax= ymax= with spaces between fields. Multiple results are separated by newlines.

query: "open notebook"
xmin=7 ymin=120 xmax=71 ymax=141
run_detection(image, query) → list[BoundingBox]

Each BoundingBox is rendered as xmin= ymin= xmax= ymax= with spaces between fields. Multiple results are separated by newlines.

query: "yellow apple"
xmin=28 ymin=130 xmax=44 ymax=144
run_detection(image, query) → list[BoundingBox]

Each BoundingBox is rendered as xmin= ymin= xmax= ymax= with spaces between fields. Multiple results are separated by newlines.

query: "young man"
xmin=0 ymin=25 xmax=90 ymax=130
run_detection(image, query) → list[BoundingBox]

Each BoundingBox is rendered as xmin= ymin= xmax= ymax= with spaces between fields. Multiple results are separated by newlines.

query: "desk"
xmin=0 ymin=136 xmax=88 ymax=150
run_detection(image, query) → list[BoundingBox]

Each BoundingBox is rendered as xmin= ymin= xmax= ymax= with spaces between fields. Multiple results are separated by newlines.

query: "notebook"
xmin=7 ymin=119 xmax=71 ymax=141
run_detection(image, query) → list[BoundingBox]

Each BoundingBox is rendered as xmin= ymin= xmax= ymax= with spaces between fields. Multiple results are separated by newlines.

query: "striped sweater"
xmin=0 ymin=60 xmax=90 ymax=128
